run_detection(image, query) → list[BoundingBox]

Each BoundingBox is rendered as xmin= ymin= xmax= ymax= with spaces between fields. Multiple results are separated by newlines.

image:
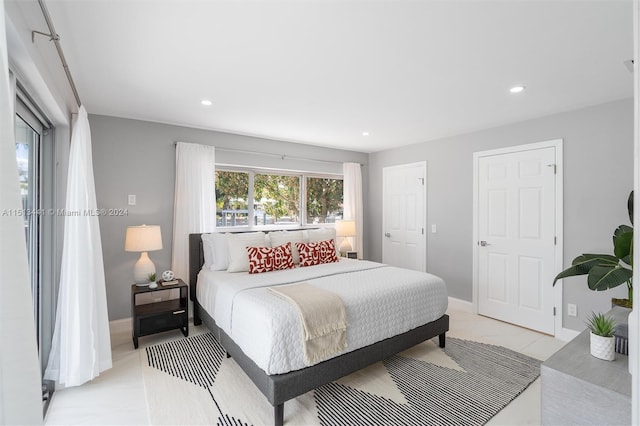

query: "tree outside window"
xmin=215 ymin=171 xmax=249 ymax=226
xmin=254 ymin=174 xmax=300 ymax=225
xmin=306 ymin=177 xmax=343 ymax=224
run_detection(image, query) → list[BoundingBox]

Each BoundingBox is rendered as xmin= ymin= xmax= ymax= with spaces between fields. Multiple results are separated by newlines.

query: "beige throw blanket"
xmin=268 ymin=283 xmax=347 ymax=365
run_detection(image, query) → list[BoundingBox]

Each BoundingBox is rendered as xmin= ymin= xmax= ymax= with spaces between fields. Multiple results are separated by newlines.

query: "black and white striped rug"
xmin=142 ymin=333 xmax=541 ymax=425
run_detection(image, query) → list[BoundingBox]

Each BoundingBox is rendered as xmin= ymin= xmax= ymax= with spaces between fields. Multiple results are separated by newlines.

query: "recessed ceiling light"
xmin=509 ymin=86 xmax=525 ymax=94
xmin=201 ymin=99 xmax=212 ymax=106
xmin=362 ymin=132 xmax=370 ymax=136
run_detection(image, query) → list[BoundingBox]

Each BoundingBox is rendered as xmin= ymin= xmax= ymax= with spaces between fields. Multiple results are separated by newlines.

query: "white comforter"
xmin=197 ymin=259 xmax=448 ymax=375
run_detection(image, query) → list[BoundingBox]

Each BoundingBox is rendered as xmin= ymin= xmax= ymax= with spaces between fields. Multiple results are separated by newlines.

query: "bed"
xmin=188 ymin=232 xmax=449 ymax=426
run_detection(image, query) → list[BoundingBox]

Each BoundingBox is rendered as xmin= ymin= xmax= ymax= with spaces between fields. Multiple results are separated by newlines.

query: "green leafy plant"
xmin=148 ymin=272 xmax=157 ymax=282
xmin=553 ymin=191 xmax=634 ymax=308
xmin=586 ymin=312 xmax=616 ymax=337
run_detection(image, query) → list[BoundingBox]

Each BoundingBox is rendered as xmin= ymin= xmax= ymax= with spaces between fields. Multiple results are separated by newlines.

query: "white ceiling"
xmin=40 ymin=0 xmax=633 ymax=153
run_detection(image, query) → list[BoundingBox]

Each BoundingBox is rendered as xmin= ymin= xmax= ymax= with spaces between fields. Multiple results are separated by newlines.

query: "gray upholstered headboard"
xmin=188 ymin=233 xmax=205 ymax=302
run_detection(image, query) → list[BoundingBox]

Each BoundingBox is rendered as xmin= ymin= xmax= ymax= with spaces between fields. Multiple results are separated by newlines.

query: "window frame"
xmin=215 ymin=165 xmax=343 ymax=231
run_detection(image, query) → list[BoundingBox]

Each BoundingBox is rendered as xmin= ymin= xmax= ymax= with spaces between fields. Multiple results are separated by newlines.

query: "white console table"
xmin=541 ymin=329 xmax=631 ymax=425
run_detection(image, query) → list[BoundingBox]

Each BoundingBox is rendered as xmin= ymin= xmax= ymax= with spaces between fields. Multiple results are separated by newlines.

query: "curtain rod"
xmin=33 ymin=0 xmax=81 ymax=108
xmin=174 ymin=143 xmax=363 ymax=167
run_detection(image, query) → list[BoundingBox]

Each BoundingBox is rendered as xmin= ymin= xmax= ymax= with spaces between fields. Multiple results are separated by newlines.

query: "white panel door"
xmin=382 ymin=162 xmax=426 ymax=272
xmin=477 ymin=146 xmax=556 ymax=334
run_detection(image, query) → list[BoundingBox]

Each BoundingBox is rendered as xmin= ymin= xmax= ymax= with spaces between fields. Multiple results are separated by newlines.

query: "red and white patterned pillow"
xmin=295 ymin=239 xmax=340 ymax=267
xmin=247 ymin=242 xmax=295 ymax=274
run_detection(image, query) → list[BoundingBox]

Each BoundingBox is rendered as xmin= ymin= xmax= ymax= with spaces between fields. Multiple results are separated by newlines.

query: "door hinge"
xmin=554 ymin=236 xmax=557 ymax=245
xmin=547 ymin=163 xmax=557 ymax=174
xmin=418 ymin=177 xmax=425 ymax=185
xmin=422 ymin=228 xmax=424 ymax=235
xmin=553 ymin=307 xmax=556 ymax=316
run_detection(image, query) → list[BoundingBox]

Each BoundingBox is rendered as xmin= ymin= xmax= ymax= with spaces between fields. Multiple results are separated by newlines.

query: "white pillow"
xmin=201 ymin=233 xmax=229 ymax=271
xmin=306 ymin=228 xmax=336 ymax=243
xmin=226 ymin=232 xmax=267 ymax=272
xmin=306 ymin=228 xmax=338 ymax=257
xmin=268 ymin=230 xmax=307 ymax=264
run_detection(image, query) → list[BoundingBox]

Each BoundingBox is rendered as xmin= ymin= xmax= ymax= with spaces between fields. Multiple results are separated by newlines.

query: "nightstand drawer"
xmin=138 ymin=311 xmax=187 ymax=336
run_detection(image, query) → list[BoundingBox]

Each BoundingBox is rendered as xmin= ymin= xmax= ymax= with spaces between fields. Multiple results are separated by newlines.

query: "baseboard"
xmin=555 ymin=327 xmax=580 ymax=342
xmin=448 ymin=297 xmax=472 ymax=313
xmin=109 ymin=317 xmax=130 ymax=334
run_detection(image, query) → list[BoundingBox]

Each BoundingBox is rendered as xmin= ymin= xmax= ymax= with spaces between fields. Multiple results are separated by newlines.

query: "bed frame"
xmin=188 ymin=233 xmax=449 ymax=426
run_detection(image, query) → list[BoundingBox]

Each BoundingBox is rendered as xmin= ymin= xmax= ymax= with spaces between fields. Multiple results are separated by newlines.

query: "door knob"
xmin=384 ymin=232 xmax=391 ymax=238
xmin=479 ymin=240 xmax=490 ymax=247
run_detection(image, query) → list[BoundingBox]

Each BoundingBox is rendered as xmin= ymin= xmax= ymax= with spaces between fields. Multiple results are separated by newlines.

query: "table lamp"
xmin=125 ymin=224 xmax=163 ymax=285
xmin=335 ymin=219 xmax=356 ymax=255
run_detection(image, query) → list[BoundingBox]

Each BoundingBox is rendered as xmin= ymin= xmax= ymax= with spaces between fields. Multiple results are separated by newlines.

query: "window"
xmin=306 ymin=177 xmax=344 ymax=224
xmin=215 ymin=171 xmax=249 ymax=226
xmin=215 ymin=168 xmax=342 ymax=228
xmin=254 ymin=173 xmax=300 ymax=226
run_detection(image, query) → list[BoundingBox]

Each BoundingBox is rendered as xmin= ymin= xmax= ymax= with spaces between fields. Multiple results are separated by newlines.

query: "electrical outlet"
xmin=431 ymin=224 xmax=437 ymax=233
xmin=128 ymin=194 xmax=136 ymax=205
xmin=567 ymin=303 xmax=577 ymax=317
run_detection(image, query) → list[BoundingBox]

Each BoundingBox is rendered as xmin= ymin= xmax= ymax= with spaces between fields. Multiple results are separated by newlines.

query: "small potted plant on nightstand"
xmin=148 ymin=273 xmax=158 ymax=289
xmin=587 ymin=312 xmax=616 ymax=361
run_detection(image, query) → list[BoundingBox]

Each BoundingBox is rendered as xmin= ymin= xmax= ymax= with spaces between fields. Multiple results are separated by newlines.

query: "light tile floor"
xmin=44 ymin=299 xmax=567 ymax=425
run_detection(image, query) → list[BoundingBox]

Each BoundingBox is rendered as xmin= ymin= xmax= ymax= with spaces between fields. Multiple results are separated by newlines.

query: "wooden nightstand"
xmin=131 ymin=279 xmax=188 ymax=349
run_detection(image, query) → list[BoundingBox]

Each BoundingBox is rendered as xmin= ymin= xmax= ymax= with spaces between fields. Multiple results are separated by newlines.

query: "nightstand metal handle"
xmin=172 ymin=310 xmax=186 ymax=315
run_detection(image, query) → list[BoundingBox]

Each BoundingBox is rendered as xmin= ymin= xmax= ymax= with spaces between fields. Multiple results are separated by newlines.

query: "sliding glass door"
xmin=14 ymin=91 xmax=56 ymax=413
xmin=15 ymin=112 xmax=41 ymax=332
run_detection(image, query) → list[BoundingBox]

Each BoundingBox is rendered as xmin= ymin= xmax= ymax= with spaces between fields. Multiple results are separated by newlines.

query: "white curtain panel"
xmin=45 ymin=106 xmax=112 ymax=387
xmin=171 ymin=142 xmax=216 ymax=281
xmin=343 ymin=162 xmax=363 ymax=259
xmin=0 ymin=1 xmax=45 ymax=422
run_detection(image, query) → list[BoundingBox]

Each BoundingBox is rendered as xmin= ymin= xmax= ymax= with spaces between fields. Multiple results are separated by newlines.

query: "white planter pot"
xmin=590 ymin=332 xmax=615 ymax=361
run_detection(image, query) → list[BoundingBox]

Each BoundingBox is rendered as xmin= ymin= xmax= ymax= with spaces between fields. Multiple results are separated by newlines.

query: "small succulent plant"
xmin=586 ymin=312 xmax=616 ymax=337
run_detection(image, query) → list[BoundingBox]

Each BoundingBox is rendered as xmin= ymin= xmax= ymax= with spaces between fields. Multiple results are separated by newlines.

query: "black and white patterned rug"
xmin=142 ymin=332 xmax=541 ymax=425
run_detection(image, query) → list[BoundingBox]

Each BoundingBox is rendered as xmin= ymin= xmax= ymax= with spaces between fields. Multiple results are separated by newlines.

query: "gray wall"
xmin=92 ymin=98 xmax=632 ymax=329
xmin=89 ymin=114 xmax=369 ymax=320
xmin=368 ymin=98 xmax=633 ymax=331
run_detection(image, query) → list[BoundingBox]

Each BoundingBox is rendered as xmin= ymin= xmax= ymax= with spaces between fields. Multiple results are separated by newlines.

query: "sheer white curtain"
xmin=171 ymin=142 xmax=216 ymax=281
xmin=45 ymin=106 xmax=112 ymax=387
xmin=343 ymin=162 xmax=363 ymax=259
xmin=0 ymin=1 xmax=43 ymax=422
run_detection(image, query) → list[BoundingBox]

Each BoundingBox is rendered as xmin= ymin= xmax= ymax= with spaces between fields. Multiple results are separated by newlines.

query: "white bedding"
xmin=196 ymin=259 xmax=448 ymax=375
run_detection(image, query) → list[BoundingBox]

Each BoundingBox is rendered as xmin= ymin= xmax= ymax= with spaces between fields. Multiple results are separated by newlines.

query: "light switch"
xmin=431 ymin=224 xmax=437 ymax=233
xmin=128 ymin=194 xmax=136 ymax=206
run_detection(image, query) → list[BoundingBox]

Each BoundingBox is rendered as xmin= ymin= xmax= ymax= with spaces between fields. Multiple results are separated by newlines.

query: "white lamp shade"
xmin=126 ymin=225 xmax=162 ymax=284
xmin=335 ymin=220 xmax=356 ymax=237
xmin=125 ymin=225 xmax=162 ymax=252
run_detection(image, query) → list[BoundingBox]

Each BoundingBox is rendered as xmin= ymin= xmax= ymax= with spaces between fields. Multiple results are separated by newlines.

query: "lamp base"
xmin=134 ymin=251 xmax=156 ymax=284
xmin=339 ymin=238 xmax=353 ymax=256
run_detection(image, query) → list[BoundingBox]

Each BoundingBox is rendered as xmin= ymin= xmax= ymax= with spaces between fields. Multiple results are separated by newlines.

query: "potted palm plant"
xmin=586 ymin=312 xmax=616 ymax=361
xmin=553 ymin=191 xmax=634 ymax=308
